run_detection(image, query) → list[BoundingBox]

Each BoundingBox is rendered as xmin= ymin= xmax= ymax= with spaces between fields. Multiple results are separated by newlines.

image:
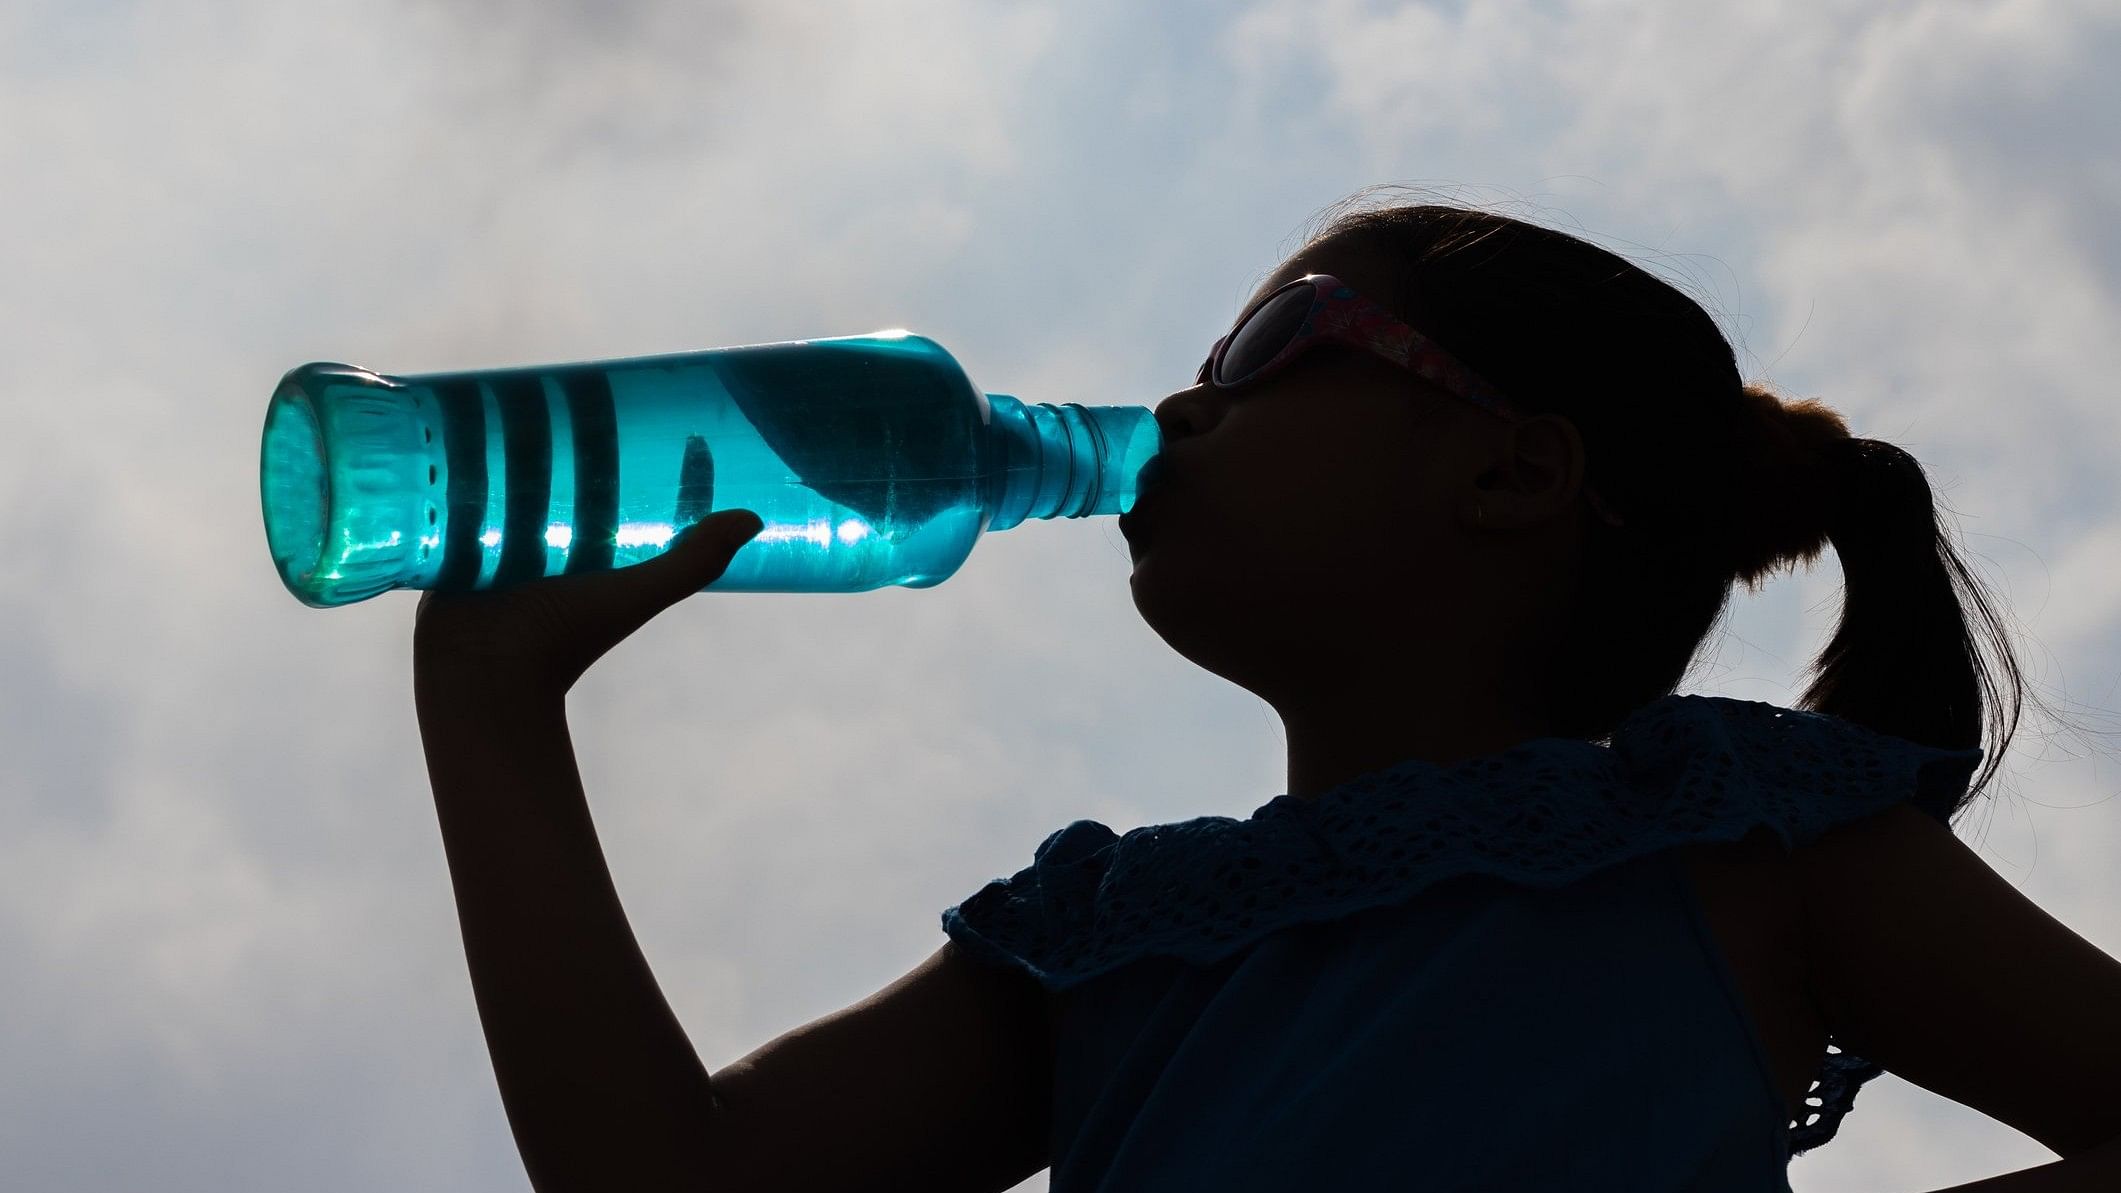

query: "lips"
xmin=1120 ymin=456 xmax=1167 ymax=540
xmin=1131 ymin=454 xmax=1169 ymax=507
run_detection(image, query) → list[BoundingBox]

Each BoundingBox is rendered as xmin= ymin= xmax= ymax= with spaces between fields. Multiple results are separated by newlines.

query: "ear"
xmin=1473 ymin=414 xmax=1588 ymax=527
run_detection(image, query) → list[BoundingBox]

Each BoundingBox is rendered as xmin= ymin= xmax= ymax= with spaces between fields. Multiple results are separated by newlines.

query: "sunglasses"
xmin=1196 ymin=273 xmax=1627 ymax=528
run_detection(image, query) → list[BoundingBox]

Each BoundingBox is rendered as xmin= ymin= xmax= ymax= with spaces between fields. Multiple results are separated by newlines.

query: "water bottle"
xmin=259 ymin=330 xmax=1163 ymax=607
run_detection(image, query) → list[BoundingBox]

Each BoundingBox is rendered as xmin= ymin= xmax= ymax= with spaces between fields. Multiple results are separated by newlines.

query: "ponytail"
xmin=1688 ymin=380 xmax=2018 ymax=823
xmin=1793 ymin=435 xmax=2018 ymax=822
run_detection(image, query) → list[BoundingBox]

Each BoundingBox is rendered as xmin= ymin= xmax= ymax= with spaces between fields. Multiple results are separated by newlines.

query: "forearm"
xmin=415 ymin=673 xmax=720 ymax=1193
xmin=1921 ymin=1134 xmax=2121 ymax=1193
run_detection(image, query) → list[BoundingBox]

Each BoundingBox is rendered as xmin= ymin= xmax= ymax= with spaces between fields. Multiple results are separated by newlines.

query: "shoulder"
xmin=1787 ymin=800 xmax=2121 ymax=1157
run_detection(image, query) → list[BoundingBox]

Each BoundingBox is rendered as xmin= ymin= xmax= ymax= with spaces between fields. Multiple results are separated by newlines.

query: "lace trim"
xmin=941 ymin=693 xmax=1984 ymax=1157
xmin=1790 ymin=1044 xmax=1886 ymax=1156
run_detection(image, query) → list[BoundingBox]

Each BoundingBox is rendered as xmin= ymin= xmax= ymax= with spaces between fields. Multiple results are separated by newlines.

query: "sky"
xmin=2 ymin=0 xmax=2119 ymax=1188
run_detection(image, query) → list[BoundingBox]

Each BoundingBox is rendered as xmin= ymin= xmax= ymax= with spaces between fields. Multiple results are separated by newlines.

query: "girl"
xmin=412 ymin=198 xmax=2121 ymax=1192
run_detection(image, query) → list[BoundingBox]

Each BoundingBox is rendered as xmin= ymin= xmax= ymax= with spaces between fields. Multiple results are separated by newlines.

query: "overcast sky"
xmin=3 ymin=0 xmax=2119 ymax=1189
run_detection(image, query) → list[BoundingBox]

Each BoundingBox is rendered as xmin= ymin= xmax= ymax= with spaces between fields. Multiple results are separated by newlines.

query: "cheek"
xmin=1243 ymin=466 xmax=1408 ymax=549
xmin=1144 ymin=419 xmax=1426 ymax=578
xmin=1132 ymin=503 xmax=1347 ymax=610
xmin=1252 ymin=482 xmax=1441 ymax=602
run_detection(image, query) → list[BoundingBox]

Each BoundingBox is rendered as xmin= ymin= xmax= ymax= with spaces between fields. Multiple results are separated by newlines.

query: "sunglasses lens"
xmin=1214 ymin=284 xmax=1313 ymax=385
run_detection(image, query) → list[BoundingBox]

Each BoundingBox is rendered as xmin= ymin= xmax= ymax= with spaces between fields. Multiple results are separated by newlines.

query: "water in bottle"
xmin=259 ymin=330 xmax=1162 ymax=607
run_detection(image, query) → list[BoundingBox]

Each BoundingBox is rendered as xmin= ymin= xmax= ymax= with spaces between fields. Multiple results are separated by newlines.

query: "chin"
xmin=1127 ymin=557 xmax=1247 ymax=663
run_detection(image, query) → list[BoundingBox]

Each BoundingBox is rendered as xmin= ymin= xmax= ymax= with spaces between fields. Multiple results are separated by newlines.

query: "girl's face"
xmin=1125 ymin=241 xmax=1588 ymax=723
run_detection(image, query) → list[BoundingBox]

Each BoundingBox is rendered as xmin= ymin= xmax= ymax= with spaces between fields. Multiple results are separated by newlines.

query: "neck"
xmin=1277 ymin=684 xmax=1559 ymax=800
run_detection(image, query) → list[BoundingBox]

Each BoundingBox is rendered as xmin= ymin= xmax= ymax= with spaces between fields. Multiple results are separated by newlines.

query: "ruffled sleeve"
xmin=940 ymin=693 xmax=1985 ymax=1156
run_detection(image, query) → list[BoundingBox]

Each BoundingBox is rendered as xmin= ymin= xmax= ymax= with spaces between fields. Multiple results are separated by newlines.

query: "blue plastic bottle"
xmin=259 ymin=330 xmax=1162 ymax=607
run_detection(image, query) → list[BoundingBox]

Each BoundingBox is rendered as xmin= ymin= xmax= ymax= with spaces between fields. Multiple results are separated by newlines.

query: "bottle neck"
xmin=983 ymin=395 xmax=1161 ymax=533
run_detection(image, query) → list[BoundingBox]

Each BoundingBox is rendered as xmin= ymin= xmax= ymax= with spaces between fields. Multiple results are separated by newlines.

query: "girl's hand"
xmin=412 ymin=509 xmax=765 ymax=696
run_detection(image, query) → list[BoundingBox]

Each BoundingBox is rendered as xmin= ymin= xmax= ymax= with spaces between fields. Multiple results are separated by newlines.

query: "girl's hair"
xmin=1297 ymin=187 xmax=2074 ymax=822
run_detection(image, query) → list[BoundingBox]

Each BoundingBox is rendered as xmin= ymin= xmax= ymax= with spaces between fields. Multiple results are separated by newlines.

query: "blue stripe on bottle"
xmin=433 ymin=377 xmax=488 ymax=591
xmin=560 ymin=368 xmax=619 ymax=575
xmin=494 ymin=373 xmax=553 ymax=586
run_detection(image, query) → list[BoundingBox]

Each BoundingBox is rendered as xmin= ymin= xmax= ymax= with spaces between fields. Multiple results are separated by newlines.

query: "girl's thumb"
xmin=692 ymin=509 xmax=765 ymax=548
xmin=608 ymin=509 xmax=764 ymax=620
xmin=672 ymin=509 xmax=764 ymax=566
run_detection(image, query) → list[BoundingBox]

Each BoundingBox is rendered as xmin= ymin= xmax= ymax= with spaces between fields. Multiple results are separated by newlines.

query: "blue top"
xmin=941 ymin=694 xmax=1987 ymax=1192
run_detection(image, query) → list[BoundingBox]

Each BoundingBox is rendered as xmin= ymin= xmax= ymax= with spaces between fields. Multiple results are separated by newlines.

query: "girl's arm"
xmin=416 ymin=672 xmax=724 ymax=1193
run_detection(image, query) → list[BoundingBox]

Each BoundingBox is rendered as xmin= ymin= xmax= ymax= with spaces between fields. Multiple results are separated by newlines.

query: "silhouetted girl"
xmin=413 ymin=195 xmax=2121 ymax=1192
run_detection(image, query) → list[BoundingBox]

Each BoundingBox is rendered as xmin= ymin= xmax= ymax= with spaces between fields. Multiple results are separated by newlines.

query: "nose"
xmin=1151 ymin=382 xmax=1221 ymax=450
